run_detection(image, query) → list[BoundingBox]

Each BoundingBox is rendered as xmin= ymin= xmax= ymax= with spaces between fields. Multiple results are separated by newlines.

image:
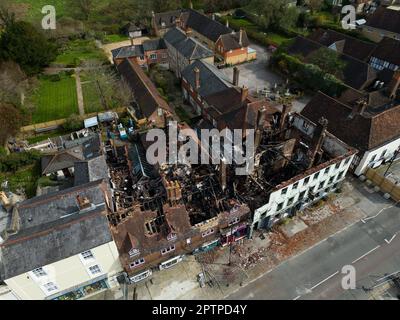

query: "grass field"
xmin=82 ymin=80 xmax=104 ymax=114
xmin=31 ymin=74 xmax=79 ymax=123
xmin=55 ymin=39 xmax=108 ymax=67
xmin=12 ymin=0 xmax=111 ymax=22
xmin=103 ymin=34 xmax=129 ymax=43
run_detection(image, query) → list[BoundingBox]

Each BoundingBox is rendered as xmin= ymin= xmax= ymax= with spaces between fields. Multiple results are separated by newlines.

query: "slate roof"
xmin=365 ymin=7 xmax=400 ymax=34
xmin=219 ymin=30 xmax=250 ymax=50
xmin=0 ymin=180 xmax=112 ymax=279
xmin=301 ymin=91 xmax=400 ymax=151
xmin=41 ymin=148 xmax=84 ymax=175
xmin=164 ymin=28 xmax=213 ymax=60
xmin=41 ymin=134 xmax=102 ymax=175
xmin=181 ymin=60 xmax=232 ymax=97
xmin=112 ymin=45 xmax=144 ymax=60
xmin=307 ymin=29 xmax=376 ymax=62
xmin=371 ymin=37 xmax=400 ymax=66
xmin=74 ymin=155 xmax=109 ymax=186
xmin=153 ymin=10 xmax=185 ymax=29
xmin=142 ymin=38 xmax=167 ymax=51
xmin=185 ymin=9 xmax=232 ymax=42
xmin=117 ymin=59 xmax=171 ymax=119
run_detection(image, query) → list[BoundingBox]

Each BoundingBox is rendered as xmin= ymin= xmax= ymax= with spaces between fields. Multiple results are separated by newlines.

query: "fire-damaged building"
xmin=105 ymin=125 xmax=251 ymax=283
xmin=232 ymin=105 xmax=358 ymax=235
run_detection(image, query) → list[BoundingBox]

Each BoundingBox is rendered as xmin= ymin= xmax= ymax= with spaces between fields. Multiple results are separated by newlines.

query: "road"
xmin=227 ymin=181 xmax=400 ymax=300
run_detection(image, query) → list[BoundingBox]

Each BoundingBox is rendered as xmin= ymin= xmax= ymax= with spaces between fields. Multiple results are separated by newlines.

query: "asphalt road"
xmin=227 ymin=181 xmax=400 ymax=300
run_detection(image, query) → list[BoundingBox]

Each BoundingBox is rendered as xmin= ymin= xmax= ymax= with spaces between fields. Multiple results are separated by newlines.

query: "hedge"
xmin=272 ymin=52 xmax=346 ymax=97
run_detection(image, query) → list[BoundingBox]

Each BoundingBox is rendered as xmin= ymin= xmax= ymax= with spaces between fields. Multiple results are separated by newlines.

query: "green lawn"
xmin=55 ymin=39 xmax=108 ymax=67
xmin=31 ymin=74 xmax=79 ymax=123
xmin=82 ymin=80 xmax=104 ymax=114
xmin=103 ymin=34 xmax=129 ymax=43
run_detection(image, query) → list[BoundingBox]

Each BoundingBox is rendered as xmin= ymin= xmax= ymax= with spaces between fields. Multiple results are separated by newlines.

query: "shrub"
xmin=0 ymin=150 xmax=41 ymax=173
xmin=63 ymin=114 xmax=83 ymax=132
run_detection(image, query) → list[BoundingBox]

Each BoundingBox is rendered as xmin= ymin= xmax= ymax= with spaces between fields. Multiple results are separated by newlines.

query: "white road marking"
xmin=384 ymin=234 xmax=397 ymax=244
xmin=351 ymin=245 xmax=380 ymax=264
xmin=376 ymin=270 xmax=400 ymax=282
xmin=309 ymin=271 xmax=339 ymax=291
xmin=293 ymin=295 xmax=301 ymax=300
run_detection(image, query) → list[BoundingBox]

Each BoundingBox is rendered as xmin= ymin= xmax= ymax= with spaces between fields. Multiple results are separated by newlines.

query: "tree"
xmin=0 ymin=102 xmax=24 ymax=146
xmin=70 ymin=0 xmax=94 ymax=21
xmin=63 ymin=114 xmax=83 ymax=132
xmin=306 ymin=0 xmax=323 ymax=14
xmin=0 ymin=20 xmax=57 ymax=75
xmin=308 ymin=47 xmax=347 ymax=79
xmin=251 ymin=0 xmax=299 ymax=31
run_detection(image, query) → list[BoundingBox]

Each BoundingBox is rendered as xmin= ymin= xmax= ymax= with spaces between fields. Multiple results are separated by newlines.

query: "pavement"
xmin=220 ymin=41 xmax=283 ymax=94
xmin=227 ymin=177 xmax=400 ymax=300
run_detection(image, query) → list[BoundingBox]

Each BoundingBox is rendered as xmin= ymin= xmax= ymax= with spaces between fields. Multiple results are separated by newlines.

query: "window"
xmin=32 ymin=267 xmax=47 ymax=278
xmin=292 ymin=182 xmax=299 ymax=190
xmin=304 ymin=177 xmax=310 ymax=185
xmin=88 ymin=265 xmax=102 ymax=275
xmin=130 ymin=258 xmax=145 ymax=269
xmin=337 ymin=171 xmax=345 ymax=180
xmin=161 ymin=245 xmax=176 ymax=255
xmin=299 ymin=191 xmax=306 ymax=199
xmin=323 ymin=168 xmax=329 ymax=175
xmin=335 ymin=163 xmax=340 ymax=170
xmin=345 ymin=157 xmax=351 ymax=165
xmin=150 ymin=53 xmax=157 ymax=60
xmin=313 ymin=172 xmax=320 ymax=180
xmin=43 ymin=282 xmax=58 ymax=293
xmin=281 ymin=188 xmax=288 ymax=195
xmin=369 ymin=154 xmax=377 ymax=163
xmin=277 ymin=203 xmax=284 ymax=211
xmin=318 ymin=182 xmax=325 ymax=190
xmin=287 ymin=197 xmax=295 ymax=206
xmin=202 ymin=229 xmax=215 ymax=237
xmin=228 ymin=217 xmax=240 ymax=226
xmin=329 ymin=176 xmax=335 ymax=184
xmin=129 ymin=248 xmax=140 ymax=258
xmin=381 ymin=150 xmax=387 ymax=159
xmin=81 ymin=250 xmax=94 ymax=261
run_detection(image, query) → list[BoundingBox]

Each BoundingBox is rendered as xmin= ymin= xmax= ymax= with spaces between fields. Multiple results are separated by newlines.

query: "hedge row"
xmin=272 ymin=52 xmax=346 ymax=97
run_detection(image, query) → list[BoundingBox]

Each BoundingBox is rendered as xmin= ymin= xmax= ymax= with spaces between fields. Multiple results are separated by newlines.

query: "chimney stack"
xmin=239 ymin=28 xmax=243 ymax=47
xmin=76 ymin=195 xmax=91 ymax=211
xmin=241 ymin=86 xmax=248 ymax=103
xmin=279 ymin=103 xmax=292 ymax=134
xmin=233 ymin=67 xmax=240 ymax=86
xmin=194 ymin=67 xmax=200 ymax=91
xmin=219 ymin=160 xmax=227 ymax=191
xmin=388 ymin=70 xmax=400 ymax=100
xmin=308 ymin=117 xmax=328 ymax=169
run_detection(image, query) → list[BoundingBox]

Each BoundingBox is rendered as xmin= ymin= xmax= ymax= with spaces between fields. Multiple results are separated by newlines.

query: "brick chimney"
xmin=388 ymin=70 xmax=400 ymax=100
xmin=279 ymin=103 xmax=292 ymax=134
xmin=239 ymin=29 xmax=243 ymax=47
xmin=308 ymin=117 xmax=329 ymax=169
xmin=76 ymin=195 xmax=91 ymax=211
xmin=233 ymin=67 xmax=240 ymax=86
xmin=194 ymin=67 xmax=200 ymax=91
xmin=241 ymin=86 xmax=248 ymax=103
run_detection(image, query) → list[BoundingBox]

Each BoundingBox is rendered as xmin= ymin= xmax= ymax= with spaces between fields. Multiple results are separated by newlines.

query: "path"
xmin=75 ymin=68 xmax=85 ymax=116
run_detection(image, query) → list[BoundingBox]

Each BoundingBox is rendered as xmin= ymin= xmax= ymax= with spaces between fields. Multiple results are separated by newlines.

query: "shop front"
xmin=220 ymin=223 xmax=248 ymax=247
xmin=52 ymin=277 xmax=109 ymax=300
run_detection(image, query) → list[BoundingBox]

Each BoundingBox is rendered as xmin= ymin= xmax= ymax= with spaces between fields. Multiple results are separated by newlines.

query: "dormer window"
xmin=129 ymin=247 xmax=140 ymax=258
